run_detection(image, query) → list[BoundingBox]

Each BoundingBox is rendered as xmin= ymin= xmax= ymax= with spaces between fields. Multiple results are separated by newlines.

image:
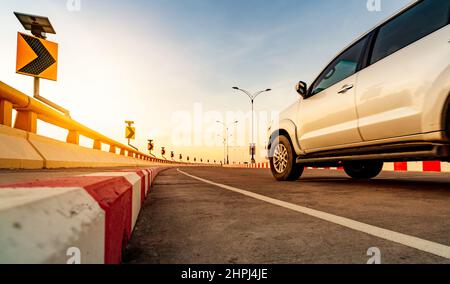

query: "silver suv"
xmin=267 ymin=0 xmax=450 ymax=181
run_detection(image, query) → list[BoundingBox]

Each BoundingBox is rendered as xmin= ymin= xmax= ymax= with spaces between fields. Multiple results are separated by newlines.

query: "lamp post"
xmin=217 ymin=135 xmax=227 ymax=165
xmin=217 ymin=120 xmax=238 ymax=165
xmin=233 ymin=87 xmax=271 ymax=164
xmin=218 ymin=134 xmax=233 ymax=165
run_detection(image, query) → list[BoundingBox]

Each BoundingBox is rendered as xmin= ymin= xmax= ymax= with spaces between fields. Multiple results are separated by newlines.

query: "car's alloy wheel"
xmin=269 ymin=135 xmax=304 ymax=181
xmin=273 ymin=144 xmax=288 ymax=174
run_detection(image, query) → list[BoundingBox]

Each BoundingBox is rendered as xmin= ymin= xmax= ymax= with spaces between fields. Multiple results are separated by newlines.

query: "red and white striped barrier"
xmin=227 ymin=161 xmax=450 ymax=173
xmin=308 ymin=161 xmax=450 ymax=173
xmin=382 ymin=161 xmax=450 ymax=173
xmin=0 ymin=167 xmax=168 ymax=264
xmin=226 ymin=162 xmax=271 ymax=169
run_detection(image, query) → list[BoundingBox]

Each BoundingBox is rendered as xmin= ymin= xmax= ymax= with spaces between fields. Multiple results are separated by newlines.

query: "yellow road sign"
xmin=125 ymin=126 xmax=136 ymax=140
xmin=16 ymin=32 xmax=58 ymax=81
xmin=148 ymin=140 xmax=154 ymax=151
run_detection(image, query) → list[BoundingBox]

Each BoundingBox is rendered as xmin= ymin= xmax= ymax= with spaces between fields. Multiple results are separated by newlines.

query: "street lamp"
xmin=233 ymin=87 xmax=271 ymax=164
xmin=217 ymin=133 xmax=232 ymax=165
xmin=217 ymin=120 xmax=238 ymax=165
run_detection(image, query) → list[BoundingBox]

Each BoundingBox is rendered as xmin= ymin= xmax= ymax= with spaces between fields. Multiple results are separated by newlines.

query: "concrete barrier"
xmin=225 ymin=161 xmax=450 ymax=173
xmin=0 ymin=124 xmax=162 ymax=169
xmin=382 ymin=161 xmax=450 ymax=173
xmin=306 ymin=162 xmax=450 ymax=173
xmin=0 ymin=186 xmax=105 ymax=264
xmin=0 ymin=167 xmax=169 ymax=264
xmin=225 ymin=162 xmax=270 ymax=169
xmin=28 ymin=133 xmax=155 ymax=169
xmin=0 ymin=125 xmax=44 ymax=169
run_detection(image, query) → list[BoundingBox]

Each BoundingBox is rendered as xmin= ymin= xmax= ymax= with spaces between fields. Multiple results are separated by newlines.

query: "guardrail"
xmin=0 ymin=81 xmax=175 ymax=164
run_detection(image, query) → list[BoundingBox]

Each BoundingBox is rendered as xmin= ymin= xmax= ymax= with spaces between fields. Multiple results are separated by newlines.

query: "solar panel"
xmin=14 ymin=12 xmax=56 ymax=37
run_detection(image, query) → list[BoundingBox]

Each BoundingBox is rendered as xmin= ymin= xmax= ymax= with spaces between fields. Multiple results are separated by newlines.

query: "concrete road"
xmin=123 ymin=167 xmax=450 ymax=264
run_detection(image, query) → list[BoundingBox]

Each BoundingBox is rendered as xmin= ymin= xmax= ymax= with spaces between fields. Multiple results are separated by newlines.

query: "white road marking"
xmin=178 ymin=169 xmax=450 ymax=260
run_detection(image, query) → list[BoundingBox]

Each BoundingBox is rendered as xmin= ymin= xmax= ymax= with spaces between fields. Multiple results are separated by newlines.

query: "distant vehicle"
xmin=267 ymin=0 xmax=450 ymax=181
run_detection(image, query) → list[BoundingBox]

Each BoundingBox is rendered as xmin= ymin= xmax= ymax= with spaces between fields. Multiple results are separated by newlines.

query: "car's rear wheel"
xmin=270 ymin=135 xmax=304 ymax=181
xmin=344 ymin=161 xmax=384 ymax=180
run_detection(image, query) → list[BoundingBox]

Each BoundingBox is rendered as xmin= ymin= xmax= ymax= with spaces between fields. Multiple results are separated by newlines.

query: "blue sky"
xmin=0 ymin=0 xmax=411 ymax=162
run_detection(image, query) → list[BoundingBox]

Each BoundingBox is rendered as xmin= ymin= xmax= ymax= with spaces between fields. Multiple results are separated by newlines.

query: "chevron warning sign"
xmin=16 ymin=32 xmax=58 ymax=81
xmin=125 ymin=126 xmax=136 ymax=140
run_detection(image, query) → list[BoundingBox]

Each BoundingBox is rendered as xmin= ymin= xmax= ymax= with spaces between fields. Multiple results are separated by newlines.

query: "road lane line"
xmin=178 ymin=169 xmax=450 ymax=260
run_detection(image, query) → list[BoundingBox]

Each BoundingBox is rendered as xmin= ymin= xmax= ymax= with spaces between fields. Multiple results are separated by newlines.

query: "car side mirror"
xmin=295 ymin=81 xmax=308 ymax=98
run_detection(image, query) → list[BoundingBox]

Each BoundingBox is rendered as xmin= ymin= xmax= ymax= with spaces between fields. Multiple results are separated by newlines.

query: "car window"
xmin=371 ymin=0 xmax=450 ymax=65
xmin=311 ymin=38 xmax=367 ymax=96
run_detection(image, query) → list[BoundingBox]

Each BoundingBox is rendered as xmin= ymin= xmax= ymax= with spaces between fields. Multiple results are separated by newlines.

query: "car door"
xmin=355 ymin=0 xmax=450 ymax=141
xmin=297 ymin=36 xmax=368 ymax=152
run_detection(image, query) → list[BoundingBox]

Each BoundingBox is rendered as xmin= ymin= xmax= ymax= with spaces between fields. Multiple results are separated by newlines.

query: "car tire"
xmin=344 ymin=161 xmax=384 ymax=180
xmin=269 ymin=135 xmax=304 ymax=181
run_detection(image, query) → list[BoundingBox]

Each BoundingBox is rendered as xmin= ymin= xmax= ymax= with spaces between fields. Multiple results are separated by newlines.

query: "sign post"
xmin=125 ymin=121 xmax=138 ymax=151
xmin=148 ymin=140 xmax=155 ymax=157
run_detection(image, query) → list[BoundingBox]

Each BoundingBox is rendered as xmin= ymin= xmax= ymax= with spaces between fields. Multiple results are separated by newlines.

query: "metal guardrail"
xmin=0 ymin=81 xmax=176 ymax=164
